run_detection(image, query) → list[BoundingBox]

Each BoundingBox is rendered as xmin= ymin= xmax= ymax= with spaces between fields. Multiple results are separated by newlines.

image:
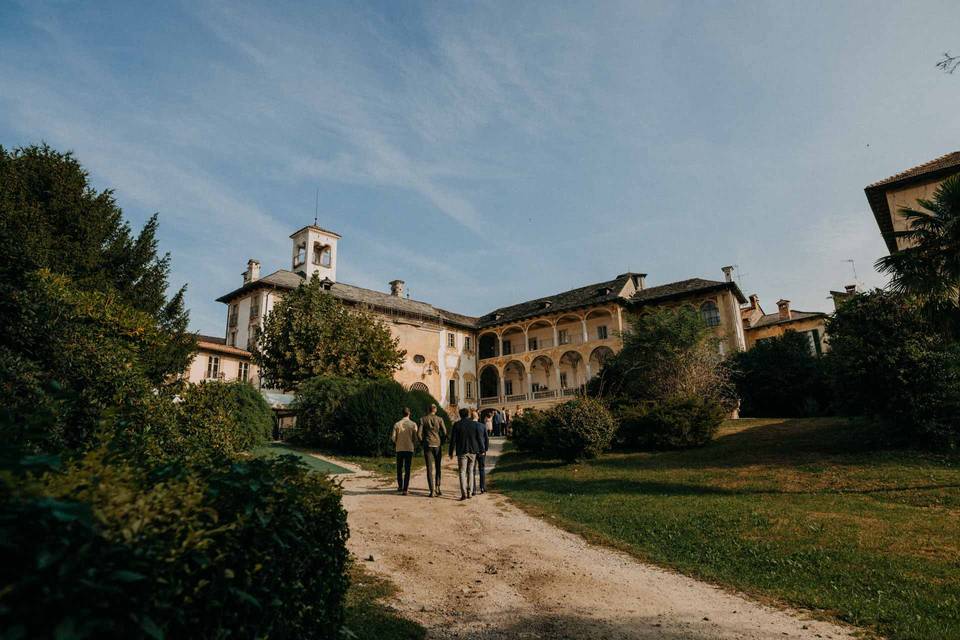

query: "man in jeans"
xmin=418 ymin=404 xmax=447 ymax=497
xmin=391 ymin=407 xmax=419 ymax=495
xmin=448 ymin=407 xmax=485 ymax=500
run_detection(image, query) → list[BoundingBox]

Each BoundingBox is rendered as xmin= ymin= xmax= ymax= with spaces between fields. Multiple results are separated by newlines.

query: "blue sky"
xmin=2 ymin=1 xmax=959 ymax=334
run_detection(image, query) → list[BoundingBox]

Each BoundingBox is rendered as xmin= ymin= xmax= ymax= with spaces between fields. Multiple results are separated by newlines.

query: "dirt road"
xmin=335 ymin=439 xmax=856 ymax=639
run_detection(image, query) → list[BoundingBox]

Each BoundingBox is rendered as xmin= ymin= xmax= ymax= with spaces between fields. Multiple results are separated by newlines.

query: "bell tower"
xmin=290 ymin=224 xmax=341 ymax=282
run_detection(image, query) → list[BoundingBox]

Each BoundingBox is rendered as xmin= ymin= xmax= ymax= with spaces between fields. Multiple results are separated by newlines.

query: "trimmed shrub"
xmin=730 ymin=331 xmax=831 ymax=417
xmin=294 ymin=376 xmax=368 ymax=447
xmin=509 ymin=409 xmax=551 ymax=453
xmin=176 ymin=381 xmax=272 ymax=459
xmin=551 ymin=398 xmax=617 ymax=461
xmin=2 ymin=449 xmax=350 ymax=639
xmin=619 ymin=396 xmax=725 ymax=450
xmin=294 ymin=376 xmax=448 ymax=455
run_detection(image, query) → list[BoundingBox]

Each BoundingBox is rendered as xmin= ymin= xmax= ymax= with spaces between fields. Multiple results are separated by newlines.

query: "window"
xmin=700 ymin=301 xmax=721 ymax=327
xmin=596 ymin=325 xmax=608 ymax=340
xmin=249 ymin=296 xmax=260 ymax=319
xmin=528 ymin=337 xmax=538 ymax=351
xmin=448 ymin=379 xmax=457 ymax=404
xmin=502 ymin=340 xmax=512 ymax=355
xmin=560 ymin=372 xmax=568 ymax=388
xmin=505 ymin=380 xmax=514 ymax=395
xmin=803 ymin=329 xmax=822 ymax=356
xmin=410 ymin=382 xmax=429 ymax=393
xmin=229 ymin=330 xmax=237 ymax=347
xmin=238 ymin=361 xmax=249 ymax=381
xmin=466 ymin=380 xmax=474 ymax=400
xmin=313 ymin=242 xmax=332 ymax=267
xmin=464 ymin=336 xmax=473 ymax=352
xmin=205 ymin=356 xmax=220 ymax=379
xmin=294 ymin=242 xmax=306 ymax=267
xmin=447 ymin=333 xmax=456 ymax=348
xmin=558 ymin=329 xmax=569 ymax=345
xmin=228 ymin=304 xmax=238 ymax=327
xmin=413 ymin=354 xmax=426 ymax=364
xmin=247 ymin=325 xmax=260 ymax=351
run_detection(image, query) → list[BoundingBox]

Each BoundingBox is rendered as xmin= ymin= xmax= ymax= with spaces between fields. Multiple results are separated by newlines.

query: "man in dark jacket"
xmin=448 ymin=407 xmax=485 ymax=500
xmin=474 ymin=418 xmax=491 ymax=494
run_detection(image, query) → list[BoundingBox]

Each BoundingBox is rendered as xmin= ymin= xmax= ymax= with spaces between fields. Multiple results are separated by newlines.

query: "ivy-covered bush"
xmin=177 ymin=381 xmax=273 ymax=459
xmin=509 ymin=409 xmax=551 ymax=453
xmin=1 ymin=450 xmax=350 ymax=640
xmin=618 ymin=395 xmax=725 ymax=450
xmin=729 ymin=331 xmax=831 ymax=418
xmin=295 ymin=376 xmax=448 ymax=455
xmin=551 ymin=398 xmax=617 ymax=461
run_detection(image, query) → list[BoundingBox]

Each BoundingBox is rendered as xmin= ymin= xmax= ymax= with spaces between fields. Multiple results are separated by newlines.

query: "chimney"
xmin=777 ymin=299 xmax=791 ymax=321
xmin=749 ymin=293 xmax=759 ymax=309
xmin=844 ymin=284 xmax=857 ymax=294
xmin=722 ymin=266 xmax=734 ymax=283
xmin=389 ymin=279 xmax=405 ymax=297
xmin=243 ymin=259 xmax=261 ymax=284
xmin=635 ymin=273 xmax=646 ymax=290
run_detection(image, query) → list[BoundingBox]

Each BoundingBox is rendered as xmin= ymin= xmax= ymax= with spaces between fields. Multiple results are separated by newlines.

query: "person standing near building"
xmin=483 ymin=410 xmax=494 ymax=435
xmin=418 ymin=404 xmax=446 ymax=497
xmin=474 ymin=417 xmax=491 ymax=494
xmin=392 ymin=407 xmax=419 ymax=495
xmin=493 ymin=408 xmax=504 ymax=436
xmin=504 ymin=408 xmax=511 ymax=437
xmin=449 ymin=407 xmax=484 ymax=500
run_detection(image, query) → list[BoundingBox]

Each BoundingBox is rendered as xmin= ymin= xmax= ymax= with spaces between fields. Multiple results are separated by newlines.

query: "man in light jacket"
xmin=392 ymin=407 xmax=420 ymax=495
xmin=448 ymin=407 xmax=485 ymax=500
xmin=418 ymin=404 xmax=447 ymax=497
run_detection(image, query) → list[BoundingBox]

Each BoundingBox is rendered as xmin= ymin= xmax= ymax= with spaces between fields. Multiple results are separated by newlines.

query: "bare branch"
xmin=936 ymin=52 xmax=960 ymax=74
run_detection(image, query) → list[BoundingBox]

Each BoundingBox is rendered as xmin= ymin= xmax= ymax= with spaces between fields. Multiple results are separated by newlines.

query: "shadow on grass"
xmin=495 ymin=474 xmax=960 ymax=499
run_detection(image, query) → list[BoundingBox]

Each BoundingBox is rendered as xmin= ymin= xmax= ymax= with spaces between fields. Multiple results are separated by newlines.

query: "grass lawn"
xmin=493 ymin=418 xmax=960 ymax=640
xmin=252 ymin=443 xmax=353 ymax=474
xmin=344 ymin=563 xmax=426 ymax=639
xmin=321 ymin=450 xmax=427 ymax=478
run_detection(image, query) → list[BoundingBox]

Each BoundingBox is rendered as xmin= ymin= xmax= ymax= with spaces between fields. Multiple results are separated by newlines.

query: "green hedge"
xmin=616 ymin=396 xmax=725 ymax=450
xmin=1 ymin=450 xmax=349 ymax=639
xmin=295 ymin=377 xmax=450 ymax=456
xmin=510 ymin=399 xmax=616 ymax=462
xmin=176 ymin=381 xmax=273 ymax=460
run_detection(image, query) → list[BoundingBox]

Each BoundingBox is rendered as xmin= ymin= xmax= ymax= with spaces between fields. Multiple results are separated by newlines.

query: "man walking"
xmin=392 ymin=407 xmax=419 ymax=495
xmin=474 ymin=417 xmax=491 ymax=494
xmin=418 ymin=404 xmax=446 ymax=497
xmin=492 ymin=407 xmax=504 ymax=436
xmin=448 ymin=407 xmax=485 ymax=500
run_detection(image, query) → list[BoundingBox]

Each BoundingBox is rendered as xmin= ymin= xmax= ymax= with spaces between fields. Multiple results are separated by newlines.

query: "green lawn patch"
xmin=494 ymin=418 xmax=960 ymax=640
xmin=344 ymin=563 xmax=426 ymax=639
xmin=253 ymin=443 xmax=353 ymax=475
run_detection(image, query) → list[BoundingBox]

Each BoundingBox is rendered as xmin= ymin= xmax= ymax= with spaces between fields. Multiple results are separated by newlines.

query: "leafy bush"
xmin=826 ymin=290 xmax=960 ymax=446
xmin=294 ymin=376 xmax=368 ymax=447
xmin=295 ymin=376 xmax=448 ymax=455
xmin=618 ymin=396 xmax=726 ymax=450
xmin=2 ymin=450 xmax=350 ymax=639
xmin=509 ymin=409 xmax=551 ymax=453
xmin=550 ymin=398 xmax=617 ymax=461
xmin=730 ymin=331 xmax=831 ymax=417
xmin=176 ymin=381 xmax=273 ymax=459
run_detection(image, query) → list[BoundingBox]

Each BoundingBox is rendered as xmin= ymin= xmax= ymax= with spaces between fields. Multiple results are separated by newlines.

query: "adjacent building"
xmin=189 ymin=223 xmax=748 ymax=415
xmin=865 ymin=151 xmax=960 ymax=254
xmin=740 ymin=295 xmax=828 ymax=354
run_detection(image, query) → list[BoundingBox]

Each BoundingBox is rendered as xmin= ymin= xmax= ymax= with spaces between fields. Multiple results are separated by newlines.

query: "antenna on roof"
xmin=843 ymin=259 xmax=859 ymax=284
xmin=314 ymin=188 xmax=319 ymax=226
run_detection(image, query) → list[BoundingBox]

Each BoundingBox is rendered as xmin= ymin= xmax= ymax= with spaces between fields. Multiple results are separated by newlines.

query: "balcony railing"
xmin=506 ymin=393 xmax=528 ymax=402
xmin=533 ymin=389 xmax=557 ymax=400
xmin=562 ymin=387 xmax=580 ymax=397
xmin=480 ymin=396 xmax=500 ymax=406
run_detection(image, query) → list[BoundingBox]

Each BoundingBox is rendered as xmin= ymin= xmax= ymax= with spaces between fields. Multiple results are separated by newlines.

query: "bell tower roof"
xmin=289 ymin=224 xmax=341 ymax=240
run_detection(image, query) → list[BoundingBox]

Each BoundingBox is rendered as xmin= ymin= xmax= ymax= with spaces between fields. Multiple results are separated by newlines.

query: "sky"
xmin=2 ymin=0 xmax=959 ymax=334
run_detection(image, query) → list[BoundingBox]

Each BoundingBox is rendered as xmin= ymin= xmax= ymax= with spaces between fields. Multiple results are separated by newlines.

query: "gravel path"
xmin=337 ymin=438 xmax=858 ymax=640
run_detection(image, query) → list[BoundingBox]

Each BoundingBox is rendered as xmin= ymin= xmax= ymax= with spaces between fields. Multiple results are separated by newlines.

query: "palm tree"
xmin=876 ymin=174 xmax=960 ymax=308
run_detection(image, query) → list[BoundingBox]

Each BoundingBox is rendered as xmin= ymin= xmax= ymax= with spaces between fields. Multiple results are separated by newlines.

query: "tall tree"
xmin=0 ymin=144 xmax=194 ymax=380
xmin=255 ymin=275 xmax=406 ymax=389
xmin=875 ymin=174 xmax=960 ymax=316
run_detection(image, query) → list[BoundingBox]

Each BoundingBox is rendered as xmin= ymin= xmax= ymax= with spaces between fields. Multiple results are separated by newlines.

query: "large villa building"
xmin=188 ymin=223 xmax=748 ymax=414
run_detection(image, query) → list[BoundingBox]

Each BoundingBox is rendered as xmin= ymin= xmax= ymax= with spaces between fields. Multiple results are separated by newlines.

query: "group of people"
xmin=391 ymin=405 xmax=519 ymax=500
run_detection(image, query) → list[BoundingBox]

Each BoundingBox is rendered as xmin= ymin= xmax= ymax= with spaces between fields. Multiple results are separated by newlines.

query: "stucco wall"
xmin=885 ymin=178 xmax=946 ymax=251
xmin=744 ymin=316 xmax=828 ymax=353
